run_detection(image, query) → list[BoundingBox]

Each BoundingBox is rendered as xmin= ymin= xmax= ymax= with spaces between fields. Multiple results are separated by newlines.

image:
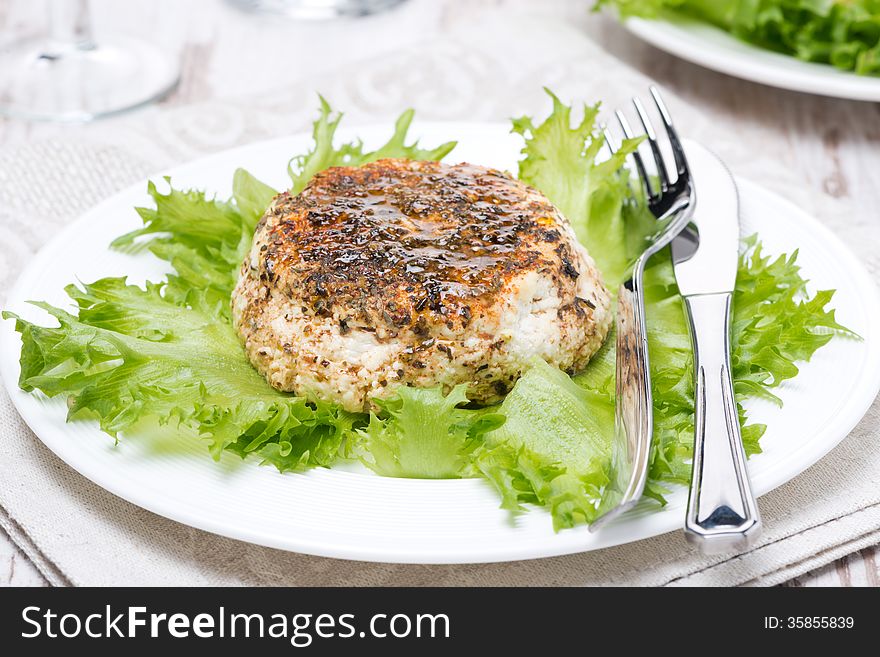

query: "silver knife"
xmin=672 ymin=140 xmax=761 ymax=554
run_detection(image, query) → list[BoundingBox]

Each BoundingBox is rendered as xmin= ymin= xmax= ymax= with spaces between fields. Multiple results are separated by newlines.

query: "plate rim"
xmin=624 ymin=15 xmax=880 ymax=102
xmin=2 ymin=124 xmax=879 ymax=564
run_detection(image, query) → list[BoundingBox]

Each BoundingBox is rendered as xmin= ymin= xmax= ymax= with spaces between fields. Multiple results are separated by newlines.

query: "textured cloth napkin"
xmin=1 ymin=15 xmax=878 ymax=587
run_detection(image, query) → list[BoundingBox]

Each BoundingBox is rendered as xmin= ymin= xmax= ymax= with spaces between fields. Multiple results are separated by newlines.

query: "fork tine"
xmin=603 ymin=124 xmax=640 ymax=204
xmin=601 ymin=124 xmax=617 ymax=153
xmin=615 ymin=109 xmax=655 ymax=200
xmin=649 ymin=86 xmax=688 ymax=178
xmin=632 ymin=96 xmax=669 ymax=191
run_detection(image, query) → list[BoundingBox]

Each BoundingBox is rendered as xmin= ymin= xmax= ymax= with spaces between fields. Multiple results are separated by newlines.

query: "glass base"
xmin=0 ymin=36 xmax=180 ymax=122
xmin=227 ymin=0 xmax=409 ymax=19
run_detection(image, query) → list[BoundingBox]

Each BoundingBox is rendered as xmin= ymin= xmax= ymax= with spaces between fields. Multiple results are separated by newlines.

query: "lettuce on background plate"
xmin=598 ymin=1 xmax=880 ymax=76
xmin=4 ymin=92 xmax=851 ymax=530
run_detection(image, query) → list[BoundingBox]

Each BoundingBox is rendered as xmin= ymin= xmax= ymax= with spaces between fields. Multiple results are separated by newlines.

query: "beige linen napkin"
xmin=0 ymin=16 xmax=877 ymax=587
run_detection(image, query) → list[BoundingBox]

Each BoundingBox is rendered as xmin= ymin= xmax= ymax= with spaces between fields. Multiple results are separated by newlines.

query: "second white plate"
xmin=625 ymin=16 xmax=880 ymax=102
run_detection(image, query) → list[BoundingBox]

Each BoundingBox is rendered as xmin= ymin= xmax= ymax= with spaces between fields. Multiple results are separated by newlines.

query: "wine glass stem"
xmin=47 ymin=0 xmax=95 ymax=55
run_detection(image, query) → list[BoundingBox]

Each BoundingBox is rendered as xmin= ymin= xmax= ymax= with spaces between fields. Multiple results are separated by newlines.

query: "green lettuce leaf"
xmin=474 ymin=358 xmax=611 ymax=529
xmin=288 ymin=96 xmax=457 ymax=194
xmin=110 ymin=168 xmax=276 ymax=319
xmin=3 ymin=277 xmax=357 ymax=469
xmin=598 ymin=0 xmax=880 ymax=76
xmin=355 ymin=385 xmax=504 ymax=479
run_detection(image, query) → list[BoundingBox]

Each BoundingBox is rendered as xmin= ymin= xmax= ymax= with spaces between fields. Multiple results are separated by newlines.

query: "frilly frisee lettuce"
xmin=288 ymin=96 xmax=456 ymax=194
xmin=598 ymin=0 xmax=880 ymax=76
xmin=4 ymin=93 xmax=851 ymax=530
xmin=357 ymin=385 xmax=505 ymax=479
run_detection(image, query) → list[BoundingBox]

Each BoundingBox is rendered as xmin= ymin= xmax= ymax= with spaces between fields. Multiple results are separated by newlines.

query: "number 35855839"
xmin=764 ymin=617 xmax=854 ymax=629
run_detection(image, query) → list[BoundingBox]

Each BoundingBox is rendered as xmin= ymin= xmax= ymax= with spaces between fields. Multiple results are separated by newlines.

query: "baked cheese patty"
xmin=231 ymin=158 xmax=611 ymax=411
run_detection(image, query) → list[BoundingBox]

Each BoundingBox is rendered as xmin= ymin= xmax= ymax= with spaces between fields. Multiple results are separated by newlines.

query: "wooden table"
xmin=1 ymin=0 xmax=877 ymax=587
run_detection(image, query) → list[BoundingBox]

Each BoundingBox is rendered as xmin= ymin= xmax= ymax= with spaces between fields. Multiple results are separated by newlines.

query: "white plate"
xmin=625 ymin=16 xmax=880 ymax=102
xmin=2 ymin=123 xmax=879 ymax=564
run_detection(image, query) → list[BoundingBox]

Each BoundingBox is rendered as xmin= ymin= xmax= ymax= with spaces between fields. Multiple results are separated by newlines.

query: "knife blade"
xmin=670 ymin=141 xmax=739 ymax=295
xmin=672 ymin=140 xmax=762 ymax=554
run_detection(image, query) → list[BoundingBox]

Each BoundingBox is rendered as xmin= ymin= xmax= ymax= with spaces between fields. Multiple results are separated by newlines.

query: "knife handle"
xmin=683 ymin=292 xmax=761 ymax=554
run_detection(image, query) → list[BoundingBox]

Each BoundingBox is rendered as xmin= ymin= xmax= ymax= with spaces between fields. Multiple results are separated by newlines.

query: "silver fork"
xmin=590 ymin=87 xmax=695 ymax=531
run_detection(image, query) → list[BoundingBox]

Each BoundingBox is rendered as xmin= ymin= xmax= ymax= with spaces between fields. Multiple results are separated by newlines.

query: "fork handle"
xmin=590 ymin=266 xmax=653 ymax=530
xmin=613 ymin=269 xmax=653 ymax=496
xmin=615 ymin=270 xmax=653 ymax=481
xmin=683 ymin=292 xmax=761 ymax=554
